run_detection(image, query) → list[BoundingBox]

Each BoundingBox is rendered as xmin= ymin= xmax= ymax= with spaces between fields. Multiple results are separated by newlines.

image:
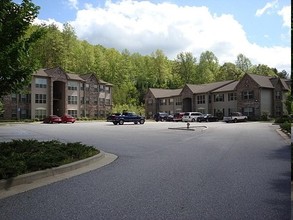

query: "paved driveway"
xmin=0 ymin=121 xmax=291 ymax=219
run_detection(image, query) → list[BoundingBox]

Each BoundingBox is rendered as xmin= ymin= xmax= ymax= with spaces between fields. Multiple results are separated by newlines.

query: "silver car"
xmin=182 ymin=112 xmax=203 ymax=122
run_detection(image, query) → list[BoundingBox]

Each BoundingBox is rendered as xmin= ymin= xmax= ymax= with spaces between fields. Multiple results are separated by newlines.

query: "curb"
xmin=0 ymin=151 xmax=106 ymax=190
xmin=168 ymin=126 xmax=207 ymax=131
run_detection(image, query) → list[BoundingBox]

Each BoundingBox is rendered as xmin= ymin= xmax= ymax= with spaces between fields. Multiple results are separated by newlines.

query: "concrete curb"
xmin=168 ymin=126 xmax=207 ymax=131
xmin=0 ymin=151 xmax=106 ymax=190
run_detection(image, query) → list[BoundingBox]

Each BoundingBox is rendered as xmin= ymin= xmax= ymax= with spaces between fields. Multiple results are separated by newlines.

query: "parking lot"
xmin=0 ymin=121 xmax=291 ymax=220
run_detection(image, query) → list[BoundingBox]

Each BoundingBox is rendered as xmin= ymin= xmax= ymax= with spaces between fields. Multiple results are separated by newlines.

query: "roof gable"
xmin=246 ymin=74 xmax=274 ymax=88
xmin=186 ymin=80 xmax=235 ymax=94
xmin=148 ymin=88 xmax=182 ymax=98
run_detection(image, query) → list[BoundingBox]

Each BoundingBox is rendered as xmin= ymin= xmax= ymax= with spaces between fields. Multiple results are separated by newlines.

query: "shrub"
xmin=280 ymin=121 xmax=291 ymax=134
xmin=0 ymin=139 xmax=99 ymax=179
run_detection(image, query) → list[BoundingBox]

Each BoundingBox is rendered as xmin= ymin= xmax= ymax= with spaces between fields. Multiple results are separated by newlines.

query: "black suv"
xmin=154 ymin=112 xmax=169 ymax=122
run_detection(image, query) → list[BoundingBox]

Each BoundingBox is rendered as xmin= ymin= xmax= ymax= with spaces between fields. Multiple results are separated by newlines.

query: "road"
xmin=0 ymin=121 xmax=290 ymax=220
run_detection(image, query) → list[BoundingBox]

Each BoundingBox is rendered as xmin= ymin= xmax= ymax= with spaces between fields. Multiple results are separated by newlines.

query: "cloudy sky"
xmin=19 ymin=0 xmax=291 ymax=73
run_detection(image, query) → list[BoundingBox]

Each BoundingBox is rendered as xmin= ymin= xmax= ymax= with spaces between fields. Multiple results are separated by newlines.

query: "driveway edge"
xmin=0 ymin=151 xmax=113 ymax=191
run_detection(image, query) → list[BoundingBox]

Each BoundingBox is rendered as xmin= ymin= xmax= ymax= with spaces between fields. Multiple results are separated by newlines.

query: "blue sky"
xmin=15 ymin=0 xmax=291 ymax=73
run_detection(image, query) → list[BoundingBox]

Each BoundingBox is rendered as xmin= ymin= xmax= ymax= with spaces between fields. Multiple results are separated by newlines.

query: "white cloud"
xmin=33 ymin=18 xmax=64 ymax=31
xmin=255 ymin=0 xmax=278 ymax=16
xmin=64 ymin=0 xmax=290 ymax=73
xmin=67 ymin=0 xmax=79 ymax=10
xmin=278 ymin=5 xmax=291 ymax=28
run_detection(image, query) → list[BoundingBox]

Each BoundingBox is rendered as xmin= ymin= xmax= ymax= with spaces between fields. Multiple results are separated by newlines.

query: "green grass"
xmin=0 ymin=139 xmax=99 ymax=179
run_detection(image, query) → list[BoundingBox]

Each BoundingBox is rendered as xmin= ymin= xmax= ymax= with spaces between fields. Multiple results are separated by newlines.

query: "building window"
xmin=68 ymin=96 xmax=77 ymax=105
xmin=169 ymin=98 xmax=174 ymax=105
xmin=275 ymin=91 xmax=282 ymax=100
xmin=105 ymin=86 xmax=110 ymax=93
xmin=243 ymin=107 xmax=254 ymax=116
xmin=105 ymin=99 xmax=110 ymax=105
xmin=11 ymin=109 xmax=17 ymax=118
xmin=35 ymin=94 xmax=46 ymax=103
xmin=80 ymin=97 xmax=84 ymax=104
xmin=148 ymin=99 xmax=153 ymax=105
xmin=85 ymin=84 xmax=89 ymax=90
xmin=275 ymin=107 xmax=281 ymax=116
xmin=214 ymin=94 xmax=224 ymax=102
xmin=175 ymin=97 xmax=182 ymax=105
xmin=11 ymin=94 xmax=17 ymax=102
xmin=68 ymin=81 xmax=78 ymax=90
xmin=94 ymin=97 xmax=98 ymax=105
xmin=80 ymin=83 xmax=84 ymax=90
xmin=68 ymin=110 xmax=77 ymax=118
xmin=242 ymin=91 xmax=254 ymax=100
xmin=93 ymin=85 xmax=98 ymax=92
xmin=197 ymin=95 xmax=205 ymax=104
xmin=35 ymin=109 xmax=46 ymax=120
xmin=99 ymin=98 xmax=105 ymax=106
xmin=160 ymin=99 xmax=166 ymax=105
xmin=99 ymin=85 xmax=105 ymax=92
xmin=35 ymin=78 xmax=47 ymax=88
xmin=228 ymin=93 xmax=237 ymax=101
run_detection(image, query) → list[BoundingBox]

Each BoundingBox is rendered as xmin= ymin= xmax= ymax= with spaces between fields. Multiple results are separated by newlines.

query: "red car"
xmin=43 ymin=115 xmax=62 ymax=123
xmin=61 ymin=114 xmax=76 ymax=123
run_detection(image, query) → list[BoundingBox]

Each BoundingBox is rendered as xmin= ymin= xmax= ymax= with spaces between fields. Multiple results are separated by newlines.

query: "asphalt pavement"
xmin=0 ymin=121 xmax=291 ymax=220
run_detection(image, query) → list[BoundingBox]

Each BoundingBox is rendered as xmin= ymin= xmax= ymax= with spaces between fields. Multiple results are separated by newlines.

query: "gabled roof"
xmin=34 ymin=69 xmax=48 ymax=77
xmin=148 ymin=88 xmax=182 ymax=98
xmin=212 ymin=81 xmax=239 ymax=93
xmin=67 ymin=73 xmax=84 ymax=81
xmin=80 ymin=74 xmax=113 ymax=85
xmin=247 ymin=74 xmax=274 ymax=89
xmin=185 ymin=80 xmax=235 ymax=94
xmin=280 ymin=78 xmax=290 ymax=91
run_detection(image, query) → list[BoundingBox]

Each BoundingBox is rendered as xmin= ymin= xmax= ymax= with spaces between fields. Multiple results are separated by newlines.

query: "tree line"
xmin=1 ymin=1 xmax=289 ymax=113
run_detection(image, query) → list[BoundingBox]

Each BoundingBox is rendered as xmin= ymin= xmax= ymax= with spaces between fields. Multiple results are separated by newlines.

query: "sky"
xmin=16 ymin=0 xmax=291 ymax=74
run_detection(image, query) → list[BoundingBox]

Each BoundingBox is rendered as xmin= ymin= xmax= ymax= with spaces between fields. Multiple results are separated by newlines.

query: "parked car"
xmin=165 ymin=114 xmax=174 ymax=121
xmin=107 ymin=112 xmax=145 ymax=125
xmin=61 ymin=114 xmax=76 ymax=123
xmin=223 ymin=112 xmax=248 ymax=123
xmin=197 ymin=114 xmax=218 ymax=122
xmin=154 ymin=112 xmax=169 ymax=122
xmin=182 ymin=112 xmax=203 ymax=122
xmin=173 ymin=112 xmax=184 ymax=122
xmin=43 ymin=115 xmax=62 ymax=123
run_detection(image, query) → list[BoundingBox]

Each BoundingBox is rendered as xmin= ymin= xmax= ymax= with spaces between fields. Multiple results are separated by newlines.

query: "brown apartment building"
xmin=145 ymin=73 xmax=291 ymax=119
xmin=1 ymin=67 xmax=113 ymax=120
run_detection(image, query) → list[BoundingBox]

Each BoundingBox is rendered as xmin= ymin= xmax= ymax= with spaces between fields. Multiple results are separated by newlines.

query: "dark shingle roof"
xmin=149 ymin=88 xmax=182 ymax=98
xmin=186 ymin=80 xmax=235 ymax=93
xmin=212 ymin=81 xmax=239 ymax=93
xmin=248 ymin=74 xmax=274 ymax=88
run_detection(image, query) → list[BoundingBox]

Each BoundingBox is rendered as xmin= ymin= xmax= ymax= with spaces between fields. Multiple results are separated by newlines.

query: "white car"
xmin=182 ymin=112 xmax=203 ymax=122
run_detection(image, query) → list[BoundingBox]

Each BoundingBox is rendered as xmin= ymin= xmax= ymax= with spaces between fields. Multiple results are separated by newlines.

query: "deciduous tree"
xmin=0 ymin=0 xmax=41 ymax=96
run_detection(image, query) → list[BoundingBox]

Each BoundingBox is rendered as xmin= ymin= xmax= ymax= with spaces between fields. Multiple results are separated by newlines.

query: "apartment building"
xmin=1 ymin=67 xmax=113 ymax=120
xmin=145 ymin=73 xmax=291 ymax=119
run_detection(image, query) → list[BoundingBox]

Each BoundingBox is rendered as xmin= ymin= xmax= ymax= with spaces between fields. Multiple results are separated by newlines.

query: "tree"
xmin=174 ymin=52 xmax=197 ymax=84
xmin=216 ymin=62 xmax=243 ymax=81
xmin=196 ymin=51 xmax=219 ymax=83
xmin=235 ymin=54 xmax=252 ymax=73
xmin=0 ymin=0 xmax=41 ymax=97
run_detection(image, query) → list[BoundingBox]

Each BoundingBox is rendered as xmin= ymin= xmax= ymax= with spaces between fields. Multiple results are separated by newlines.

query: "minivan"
xmin=182 ymin=112 xmax=203 ymax=122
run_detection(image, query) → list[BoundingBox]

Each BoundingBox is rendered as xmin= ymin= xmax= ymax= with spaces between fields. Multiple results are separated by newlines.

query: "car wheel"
xmin=113 ymin=122 xmax=118 ymax=125
xmin=191 ymin=118 xmax=195 ymax=122
xmin=119 ymin=120 xmax=124 ymax=125
xmin=134 ymin=121 xmax=138 ymax=124
xmin=140 ymin=119 xmax=145 ymax=124
xmin=233 ymin=118 xmax=237 ymax=123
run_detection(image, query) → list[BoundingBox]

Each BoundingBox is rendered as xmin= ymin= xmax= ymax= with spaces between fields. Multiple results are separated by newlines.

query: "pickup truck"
xmin=223 ymin=112 xmax=248 ymax=123
xmin=107 ymin=112 xmax=145 ymax=125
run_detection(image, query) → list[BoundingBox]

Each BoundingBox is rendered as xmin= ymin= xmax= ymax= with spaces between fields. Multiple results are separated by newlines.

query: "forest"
xmin=27 ymin=23 xmax=289 ymax=111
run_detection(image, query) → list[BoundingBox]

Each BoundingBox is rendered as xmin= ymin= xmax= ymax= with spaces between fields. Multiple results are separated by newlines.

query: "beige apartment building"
xmin=1 ymin=67 xmax=113 ymax=120
xmin=145 ymin=73 xmax=291 ymax=120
